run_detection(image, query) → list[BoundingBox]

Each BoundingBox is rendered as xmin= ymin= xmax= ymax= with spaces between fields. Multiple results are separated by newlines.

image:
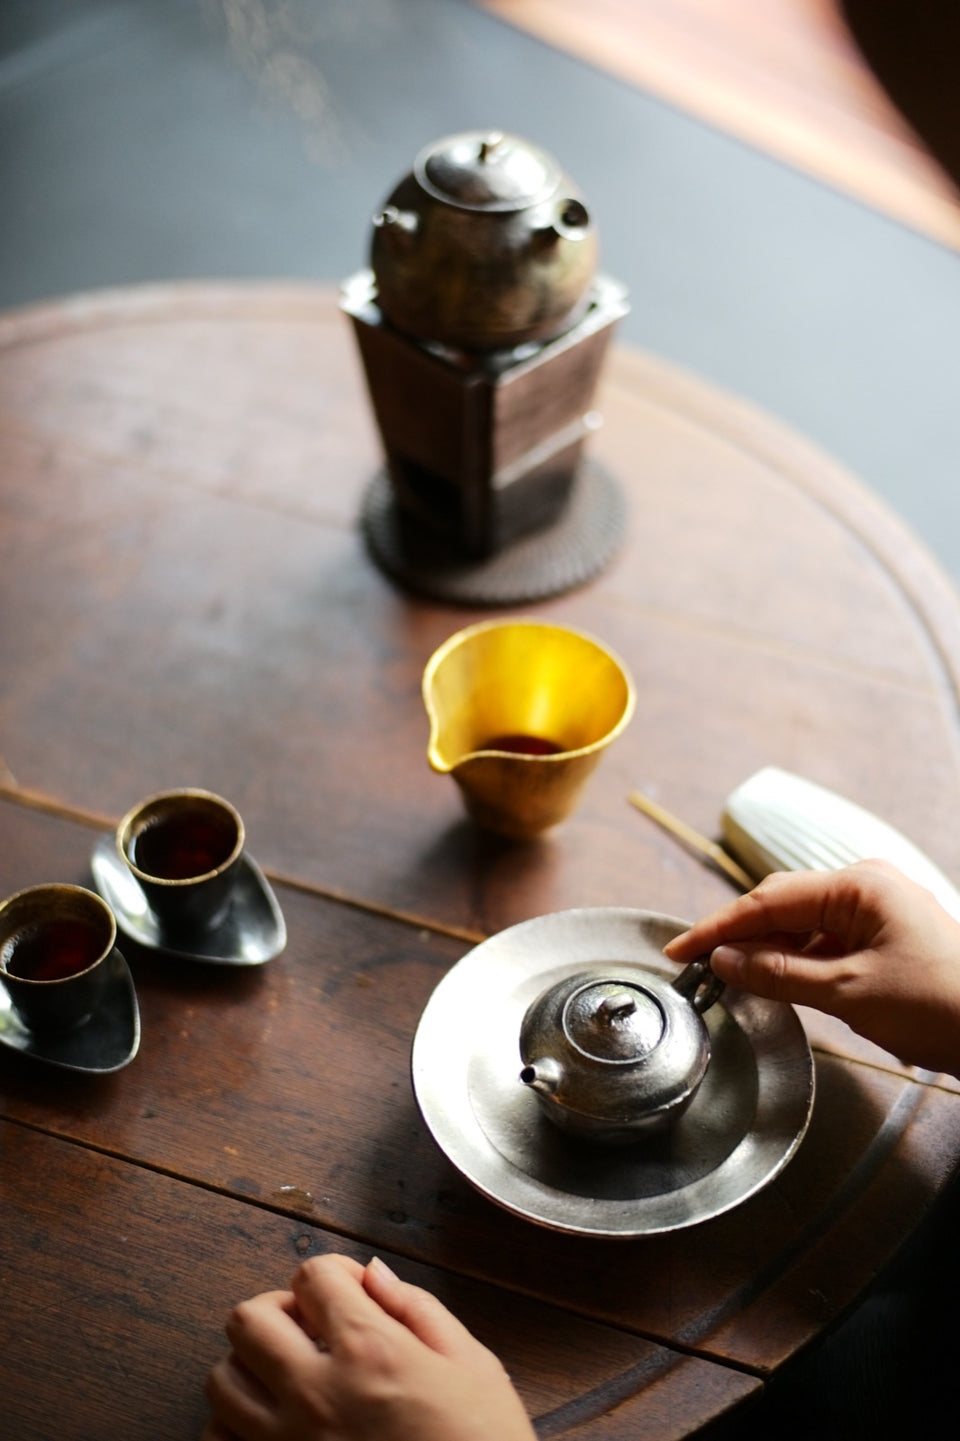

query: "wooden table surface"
xmin=3 ymin=282 xmax=960 ymax=1439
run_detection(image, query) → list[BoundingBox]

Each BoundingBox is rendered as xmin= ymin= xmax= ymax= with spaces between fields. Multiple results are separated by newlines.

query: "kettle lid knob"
xmin=416 ymin=129 xmax=559 ymax=211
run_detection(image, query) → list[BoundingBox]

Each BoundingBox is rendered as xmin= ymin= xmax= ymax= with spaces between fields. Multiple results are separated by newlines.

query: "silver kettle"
xmin=519 ymin=959 xmax=724 ymax=1145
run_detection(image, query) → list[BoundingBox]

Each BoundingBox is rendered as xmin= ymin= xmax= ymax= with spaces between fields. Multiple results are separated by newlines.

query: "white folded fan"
xmin=721 ymin=766 xmax=960 ymax=923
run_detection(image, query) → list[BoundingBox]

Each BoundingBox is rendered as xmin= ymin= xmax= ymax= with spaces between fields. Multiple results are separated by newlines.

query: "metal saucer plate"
xmin=0 ymin=949 xmax=140 ymax=1073
xmin=411 ymin=907 xmax=814 ymax=1236
xmin=91 ymin=832 xmax=286 ymax=965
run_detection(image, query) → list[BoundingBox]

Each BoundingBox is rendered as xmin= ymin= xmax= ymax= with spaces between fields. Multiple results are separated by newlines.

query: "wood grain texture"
xmin=0 ymin=1121 xmax=758 ymax=1441
xmin=2 ymin=800 xmax=960 ymax=1385
xmin=2 ymin=285 xmax=960 ymax=945
xmin=473 ymin=0 xmax=960 ymax=249
xmin=3 ymin=282 xmax=960 ymax=1433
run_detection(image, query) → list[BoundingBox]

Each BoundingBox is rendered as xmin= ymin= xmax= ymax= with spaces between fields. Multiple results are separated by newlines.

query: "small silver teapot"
xmin=519 ymin=960 xmax=724 ymax=1145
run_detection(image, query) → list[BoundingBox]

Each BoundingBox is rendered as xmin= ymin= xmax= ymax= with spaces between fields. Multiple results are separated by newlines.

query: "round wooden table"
xmin=2 ymin=283 xmax=960 ymax=1439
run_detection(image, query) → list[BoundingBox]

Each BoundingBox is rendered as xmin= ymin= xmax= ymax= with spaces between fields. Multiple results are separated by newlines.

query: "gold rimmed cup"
xmin=116 ymin=788 xmax=245 ymax=934
xmin=0 ymin=883 xmax=116 ymax=1033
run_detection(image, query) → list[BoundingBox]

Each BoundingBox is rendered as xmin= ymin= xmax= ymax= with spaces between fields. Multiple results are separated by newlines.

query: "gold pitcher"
xmin=422 ymin=618 xmax=635 ymax=839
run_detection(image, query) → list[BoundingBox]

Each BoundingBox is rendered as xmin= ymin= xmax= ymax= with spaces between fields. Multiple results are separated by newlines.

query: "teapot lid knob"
xmin=478 ymin=132 xmax=505 ymax=162
xmin=597 ymin=991 xmax=637 ymax=1021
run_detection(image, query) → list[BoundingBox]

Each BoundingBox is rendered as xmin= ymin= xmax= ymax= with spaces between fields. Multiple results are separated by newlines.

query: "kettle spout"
xmin=520 ymin=1057 xmax=562 ymax=1096
xmin=372 ymin=204 xmax=419 ymax=245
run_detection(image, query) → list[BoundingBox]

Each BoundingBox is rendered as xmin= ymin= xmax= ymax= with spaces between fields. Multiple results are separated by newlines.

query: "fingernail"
xmin=710 ymin=945 xmax=746 ymax=977
xmin=367 ymin=1255 xmax=400 ymax=1286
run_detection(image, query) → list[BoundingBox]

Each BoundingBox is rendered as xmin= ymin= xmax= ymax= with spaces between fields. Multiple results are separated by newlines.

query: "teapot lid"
xmin=415 ymin=130 xmax=559 ymax=212
xmin=565 ymin=981 xmax=665 ymax=1062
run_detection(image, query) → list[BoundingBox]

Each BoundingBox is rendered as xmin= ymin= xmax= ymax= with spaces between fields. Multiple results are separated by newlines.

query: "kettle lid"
xmin=415 ymin=130 xmax=559 ymax=212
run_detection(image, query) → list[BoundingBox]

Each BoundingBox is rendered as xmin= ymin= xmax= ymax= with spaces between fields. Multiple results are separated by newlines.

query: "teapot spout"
xmin=520 ymin=1057 xmax=562 ymax=1097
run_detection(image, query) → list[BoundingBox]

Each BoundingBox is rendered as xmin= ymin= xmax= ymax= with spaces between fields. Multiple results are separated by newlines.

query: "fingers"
xmin=205 ymin=1351 xmax=276 ymax=1441
xmin=708 ymin=940 xmax=855 ymax=1008
xmin=362 ymin=1256 xmax=483 ymax=1361
xmin=291 ymin=1253 xmax=385 ymax=1352
xmin=223 ymin=1288 xmax=324 ymax=1398
xmin=295 ymin=1253 xmax=486 ymax=1364
xmin=664 ymin=867 xmax=878 ymax=964
xmin=664 ymin=872 xmax=827 ymax=960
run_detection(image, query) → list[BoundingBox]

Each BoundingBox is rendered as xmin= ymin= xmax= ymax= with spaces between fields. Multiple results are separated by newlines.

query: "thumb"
xmin=710 ymin=942 xmax=845 ymax=1010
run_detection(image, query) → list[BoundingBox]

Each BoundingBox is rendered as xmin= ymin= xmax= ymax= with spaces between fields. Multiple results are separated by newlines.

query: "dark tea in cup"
xmin=130 ymin=806 xmax=239 ymax=882
xmin=116 ymin=788 xmax=245 ymax=934
xmin=2 ymin=916 xmax=107 ymax=982
xmin=0 ymin=884 xmax=116 ymax=1032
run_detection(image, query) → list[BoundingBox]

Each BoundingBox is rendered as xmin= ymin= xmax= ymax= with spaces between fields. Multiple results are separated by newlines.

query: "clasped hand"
xmin=203 ymin=1252 xmax=536 ymax=1441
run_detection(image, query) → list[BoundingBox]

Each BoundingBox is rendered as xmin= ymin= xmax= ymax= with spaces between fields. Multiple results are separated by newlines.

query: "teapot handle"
xmin=671 ymin=956 xmax=724 ymax=1014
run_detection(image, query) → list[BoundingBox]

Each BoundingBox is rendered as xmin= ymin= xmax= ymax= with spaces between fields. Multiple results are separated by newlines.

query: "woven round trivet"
xmin=359 ymin=460 xmax=627 ymax=606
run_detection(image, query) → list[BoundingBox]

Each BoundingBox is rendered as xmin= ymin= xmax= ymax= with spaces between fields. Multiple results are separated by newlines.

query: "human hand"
xmin=664 ymin=859 xmax=960 ymax=1076
xmin=202 ymin=1252 xmax=537 ymax=1441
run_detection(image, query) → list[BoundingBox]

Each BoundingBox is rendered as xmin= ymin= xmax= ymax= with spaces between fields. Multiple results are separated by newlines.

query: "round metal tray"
xmin=412 ymin=907 xmax=814 ymax=1236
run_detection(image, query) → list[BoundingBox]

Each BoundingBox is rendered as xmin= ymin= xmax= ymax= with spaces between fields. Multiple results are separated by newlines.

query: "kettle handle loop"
xmin=671 ymin=956 xmax=725 ymax=1015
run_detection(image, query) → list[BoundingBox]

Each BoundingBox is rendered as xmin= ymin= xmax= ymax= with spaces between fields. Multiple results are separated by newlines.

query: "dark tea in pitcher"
xmin=131 ymin=808 xmax=238 ymax=881
xmin=481 ymin=733 xmax=565 ymax=756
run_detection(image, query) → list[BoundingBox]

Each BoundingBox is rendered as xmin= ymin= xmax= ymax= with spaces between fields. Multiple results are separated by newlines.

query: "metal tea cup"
xmin=0 ymin=884 xmax=116 ymax=1033
xmin=116 ymin=788 xmax=245 ymax=935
